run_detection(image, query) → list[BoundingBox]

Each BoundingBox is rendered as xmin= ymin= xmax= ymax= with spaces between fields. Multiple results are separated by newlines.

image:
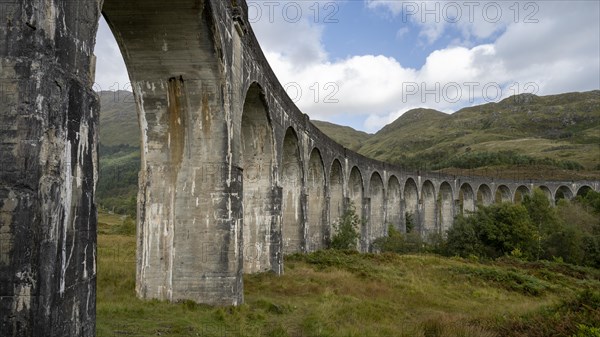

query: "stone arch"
xmin=438 ymin=182 xmax=454 ymax=234
xmin=459 ymin=183 xmax=475 ymax=215
xmin=555 ymin=185 xmax=574 ymax=203
xmin=403 ymin=178 xmax=419 ymax=233
xmin=329 ymin=159 xmax=344 ymax=238
xmin=348 ymin=166 xmax=364 ymax=250
xmin=538 ymin=186 xmax=554 ymax=204
xmin=386 ymin=176 xmax=402 ymax=231
xmin=369 ymin=172 xmax=385 ymax=245
xmin=513 ymin=185 xmax=530 ymax=204
xmin=495 ymin=185 xmax=511 ymax=203
xmin=241 ymin=83 xmax=275 ymax=273
xmin=576 ymin=185 xmax=593 ymax=197
xmin=306 ymin=148 xmax=326 ymax=252
xmin=421 ymin=180 xmax=436 ymax=237
xmin=102 ymin=0 xmax=242 ymax=306
xmin=281 ymin=127 xmax=303 ymax=254
xmin=477 ymin=184 xmax=493 ymax=206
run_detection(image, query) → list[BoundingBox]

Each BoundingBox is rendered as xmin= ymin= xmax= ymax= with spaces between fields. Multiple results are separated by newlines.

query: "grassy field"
xmin=97 ymin=211 xmax=600 ymax=337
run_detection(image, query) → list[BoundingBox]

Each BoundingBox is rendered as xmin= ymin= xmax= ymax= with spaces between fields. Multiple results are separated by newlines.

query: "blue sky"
xmin=95 ymin=1 xmax=600 ymax=132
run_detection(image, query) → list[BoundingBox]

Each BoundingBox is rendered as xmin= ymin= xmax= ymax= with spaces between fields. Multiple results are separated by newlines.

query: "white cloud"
xmin=92 ymin=1 xmax=599 ymax=133
xmin=250 ymin=0 xmax=599 ymax=132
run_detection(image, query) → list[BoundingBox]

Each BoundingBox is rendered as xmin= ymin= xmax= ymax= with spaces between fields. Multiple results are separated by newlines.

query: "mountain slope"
xmin=355 ymin=91 xmax=600 ymax=170
xmin=311 ymin=120 xmax=372 ymax=151
xmin=98 ymin=90 xmax=139 ymax=147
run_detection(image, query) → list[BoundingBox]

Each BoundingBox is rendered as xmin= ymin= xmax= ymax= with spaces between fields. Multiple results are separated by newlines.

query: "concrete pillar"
xmin=0 ymin=0 xmax=101 ymax=335
xmin=102 ymin=0 xmax=243 ymax=305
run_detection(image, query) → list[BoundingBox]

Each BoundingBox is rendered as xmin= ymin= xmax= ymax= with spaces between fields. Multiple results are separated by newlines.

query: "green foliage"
xmin=445 ymin=190 xmax=600 ymax=267
xmin=111 ymin=216 xmax=136 ymax=236
xmin=432 ymin=150 xmax=584 ymax=171
xmin=576 ymin=189 xmax=600 ymax=214
xmin=573 ymin=325 xmax=600 ymax=337
xmin=467 ymin=203 xmax=537 ymax=259
xmin=405 ymin=212 xmax=415 ymax=233
xmin=330 ymin=203 xmax=361 ymax=251
xmin=449 ymin=265 xmax=552 ymax=296
xmin=97 ymin=144 xmax=140 ymax=217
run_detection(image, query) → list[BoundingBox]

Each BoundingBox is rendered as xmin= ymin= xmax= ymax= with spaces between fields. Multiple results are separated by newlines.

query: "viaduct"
xmin=0 ymin=0 xmax=598 ymax=335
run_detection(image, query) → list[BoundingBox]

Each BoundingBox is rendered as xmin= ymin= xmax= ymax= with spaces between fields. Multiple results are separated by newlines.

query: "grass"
xmin=96 ymin=211 xmax=600 ymax=337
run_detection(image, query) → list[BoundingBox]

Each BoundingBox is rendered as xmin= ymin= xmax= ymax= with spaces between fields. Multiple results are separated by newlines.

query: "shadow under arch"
xmin=240 ymin=82 xmax=276 ymax=274
xmin=306 ymin=148 xmax=326 ymax=251
xmin=281 ymin=127 xmax=304 ymax=254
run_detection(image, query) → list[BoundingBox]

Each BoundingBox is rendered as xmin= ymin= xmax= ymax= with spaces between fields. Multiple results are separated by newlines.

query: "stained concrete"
xmin=2 ymin=0 xmax=600 ymax=335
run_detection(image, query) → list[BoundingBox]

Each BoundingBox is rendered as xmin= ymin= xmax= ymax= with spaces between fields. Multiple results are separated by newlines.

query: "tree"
xmin=330 ymin=202 xmax=361 ymax=251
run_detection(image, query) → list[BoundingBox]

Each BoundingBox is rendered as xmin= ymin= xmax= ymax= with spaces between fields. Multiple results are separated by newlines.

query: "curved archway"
xmin=369 ymin=172 xmax=385 ymax=245
xmin=555 ymin=185 xmax=574 ymax=203
xmin=439 ymin=182 xmax=454 ymax=234
xmin=241 ymin=83 xmax=275 ymax=273
xmin=348 ymin=167 xmax=364 ymax=250
xmin=386 ymin=176 xmax=402 ymax=231
xmin=459 ymin=183 xmax=475 ymax=215
xmin=576 ymin=185 xmax=593 ymax=198
xmin=538 ymin=186 xmax=554 ymax=204
xmin=306 ymin=148 xmax=326 ymax=251
xmin=281 ymin=128 xmax=303 ymax=254
xmin=495 ymin=185 xmax=511 ymax=203
xmin=422 ymin=180 xmax=436 ymax=237
xmin=329 ymin=160 xmax=344 ymax=240
xmin=513 ymin=185 xmax=530 ymax=204
xmin=403 ymin=178 xmax=419 ymax=233
xmin=477 ymin=184 xmax=493 ymax=206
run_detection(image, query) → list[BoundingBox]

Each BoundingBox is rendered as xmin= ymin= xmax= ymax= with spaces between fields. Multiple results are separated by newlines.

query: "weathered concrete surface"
xmin=2 ymin=0 xmax=600 ymax=334
xmin=0 ymin=0 xmax=100 ymax=335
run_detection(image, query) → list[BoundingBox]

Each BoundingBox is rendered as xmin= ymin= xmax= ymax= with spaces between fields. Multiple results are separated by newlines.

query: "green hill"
xmin=311 ymin=120 xmax=372 ymax=151
xmin=98 ymin=90 xmax=139 ymax=147
xmin=315 ymin=91 xmax=600 ymax=173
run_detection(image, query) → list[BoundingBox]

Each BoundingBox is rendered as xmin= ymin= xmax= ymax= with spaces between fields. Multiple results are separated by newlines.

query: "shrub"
xmin=330 ymin=203 xmax=361 ymax=251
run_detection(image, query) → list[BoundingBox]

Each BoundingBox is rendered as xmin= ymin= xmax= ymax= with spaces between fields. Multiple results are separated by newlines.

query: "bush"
xmin=330 ymin=203 xmax=361 ymax=251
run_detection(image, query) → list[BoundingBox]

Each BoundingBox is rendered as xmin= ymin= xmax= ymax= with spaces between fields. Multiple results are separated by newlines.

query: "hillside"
xmin=311 ymin=120 xmax=372 ymax=151
xmin=98 ymin=90 xmax=139 ymax=147
xmin=315 ymin=91 xmax=600 ymax=172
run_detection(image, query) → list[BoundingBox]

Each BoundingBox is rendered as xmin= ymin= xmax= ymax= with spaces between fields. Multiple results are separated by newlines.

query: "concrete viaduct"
xmin=0 ymin=0 xmax=598 ymax=335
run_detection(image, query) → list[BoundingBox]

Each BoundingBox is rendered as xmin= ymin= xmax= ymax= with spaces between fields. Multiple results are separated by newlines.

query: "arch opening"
xmin=369 ymin=172 xmax=385 ymax=247
xmin=386 ymin=176 xmax=402 ymax=231
xmin=576 ymin=185 xmax=593 ymax=198
xmin=495 ymin=185 xmax=511 ymax=204
xmin=439 ymin=182 xmax=454 ymax=235
xmin=403 ymin=178 xmax=419 ymax=233
xmin=306 ymin=149 xmax=326 ymax=251
xmin=329 ymin=160 xmax=344 ymax=240
xmin=477 ymin=184 xmax=493 ymax=207
xmin=538 ymin=186 xmax=554 ymax=205
xmin=281 ymin=128 xmax=304 ymax=254
xmin=513 ymin=185 xmax=530 ymax=204
xmin=421 ymin=180 xmax=436 ymax=238
xmin=241 ymin=83 xmax=275 ymax=273
xmin=555 ymin=185 xmax=574 ymax=203
xmin=459 ymin=183 xmax=475 ymax=215
xmin=348 ymin=167 xmax=364 ymax=250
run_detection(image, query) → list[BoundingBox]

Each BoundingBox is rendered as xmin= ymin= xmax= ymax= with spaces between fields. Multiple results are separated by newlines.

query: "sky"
xmin=94 ymin=0 xmax=600 ymax=133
